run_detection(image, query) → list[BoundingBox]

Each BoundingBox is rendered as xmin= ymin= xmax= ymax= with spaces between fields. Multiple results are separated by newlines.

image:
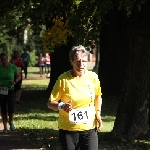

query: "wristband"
xmin=58 ymin=102 xmax=65 ymax=110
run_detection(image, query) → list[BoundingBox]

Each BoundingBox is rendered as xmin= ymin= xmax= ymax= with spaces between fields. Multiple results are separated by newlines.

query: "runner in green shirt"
xmin=0 ymin=63 xmax=18 ymax=87
xmin=0 ymin=53 xmax=21 ymax=133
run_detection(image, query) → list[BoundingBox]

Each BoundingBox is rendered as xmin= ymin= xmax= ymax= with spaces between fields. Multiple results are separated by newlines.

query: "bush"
xmin=28 ymin=50 xmax=38 ymax=67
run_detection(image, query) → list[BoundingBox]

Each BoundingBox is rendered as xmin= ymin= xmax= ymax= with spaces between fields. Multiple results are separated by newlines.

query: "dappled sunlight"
xmin=101 ymin=115 xmax=115 ymax=132
xmin=102 ymin=115 xmax=116 ymax=122
xmin=14 ymin=113 xmax=58 ymax=130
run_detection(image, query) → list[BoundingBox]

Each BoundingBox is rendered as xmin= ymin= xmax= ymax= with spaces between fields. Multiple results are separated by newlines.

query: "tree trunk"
xmin=112 ymin=31 xmax=150 ymax=139
xmin=93 ymin=38 xmax=100 ymax=73
xmin=47 ymin=40 xmax=73 ymax=93
xmin=99 ymin=9 xmax=128 ymax=95
xmin=111 ymin=1 xmax=150 ymax=139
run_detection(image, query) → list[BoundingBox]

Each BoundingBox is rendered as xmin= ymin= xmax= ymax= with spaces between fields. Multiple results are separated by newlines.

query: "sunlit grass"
xmin=27 ymin=67 xmax=42 ymax=73
xmin=21 ymin=67 xmax=50 ymax=88
xmin=22 ymin=79 xmax=49 ymax=86
xmin=15 ymin=113 xmax=58 ymax=130
xmin=101 ymin=116 xmax=115 ymax=132
xmin=15 ymin=112 xmax=115 ymax=132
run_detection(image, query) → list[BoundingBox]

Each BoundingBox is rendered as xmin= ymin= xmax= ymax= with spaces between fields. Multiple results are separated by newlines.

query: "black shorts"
xmin=14 ymin=79 xmax=22 ymax=92
xmin=0 ymin=89 xmax=14 ymax=114
xmin=45 ymin=64 xmax=50 ymax=67
xmin=39 ymin=64 xmax=45 ymax=67
xmin=59 ymin=128 xmax=98 ymax=150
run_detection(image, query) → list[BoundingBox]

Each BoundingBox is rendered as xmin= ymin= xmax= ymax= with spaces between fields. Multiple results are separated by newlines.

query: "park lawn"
xmin=21 ymin=67 xmax=50 ymax=89
xmin=22 ymin=79 xmax=49 ymax=86
xmin=22 ymin=79 xmax=49 ymax=89
xmin=14 ymin=67 xmax=150 ymax=150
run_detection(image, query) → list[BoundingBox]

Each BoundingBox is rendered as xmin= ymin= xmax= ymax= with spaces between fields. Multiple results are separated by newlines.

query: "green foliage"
xmin=28 ymin=50 xmax=38 ymax=67
xmin=0 ymin=0 xmax=149 ymax=53
xmin=42 ymin=17 xmax=74 ymax=53
xmin=68 ymin=0 xmax=113 ymax=45
xmin=117 ymin=0 xmax=148 ymax=16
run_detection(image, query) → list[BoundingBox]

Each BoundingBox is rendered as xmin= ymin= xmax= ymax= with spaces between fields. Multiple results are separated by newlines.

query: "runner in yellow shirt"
xmin=47 ymin=45 xmax=102 ymax=150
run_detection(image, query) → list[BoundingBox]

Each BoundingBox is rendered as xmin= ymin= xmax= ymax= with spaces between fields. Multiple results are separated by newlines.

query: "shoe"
xmin=10 ymin=124 xmax=15 ymax=131
xmin=3 ymin=126 xmax=8 ymax=133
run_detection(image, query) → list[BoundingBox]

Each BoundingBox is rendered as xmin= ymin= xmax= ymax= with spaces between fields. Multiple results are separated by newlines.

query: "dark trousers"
xmin=23 ymin=64 xmax=28 ymax=77
xmin=0 ymin=90 xmax=14 ymax=115
xmin=14 ymin=79 xmax=22 ymax=92
xmin=59 ymin=128 xmax=98 ymax=150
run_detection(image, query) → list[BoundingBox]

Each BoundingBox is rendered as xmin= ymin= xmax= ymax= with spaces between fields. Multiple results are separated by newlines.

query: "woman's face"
xmin=71 ymin=52 xmax=88 ymax=75
xmin=1 ymin=56 xmax=8 ymax=66
xmin=14 ymin=52 xmax=19 ymax=58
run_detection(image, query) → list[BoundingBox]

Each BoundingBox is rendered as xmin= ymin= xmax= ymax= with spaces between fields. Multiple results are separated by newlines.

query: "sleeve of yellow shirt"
xmin=49 ymin=74 xmax=65 ymax=102
xmin=92 ymin=72 xmax=102 ymax=96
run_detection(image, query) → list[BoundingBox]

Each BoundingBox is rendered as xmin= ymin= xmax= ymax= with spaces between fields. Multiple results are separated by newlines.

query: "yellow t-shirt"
xmin=49 ymin=70 xmax=102 ymax=131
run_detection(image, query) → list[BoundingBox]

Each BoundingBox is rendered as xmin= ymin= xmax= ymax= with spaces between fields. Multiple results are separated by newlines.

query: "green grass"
xmin=22 ymin=79 xmax=49 ymax=87
xmin=27 ymin=67 xmax=44 ymax=74
xmin=21 ymin=67 xmax=50 ymax=89
xmin=14 ymin=67 xmax=150 ymax=150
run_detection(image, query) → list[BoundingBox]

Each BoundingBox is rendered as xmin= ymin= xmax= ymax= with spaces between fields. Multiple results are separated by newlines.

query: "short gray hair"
xmin=69 ymin=45 xmax=89 ymax=62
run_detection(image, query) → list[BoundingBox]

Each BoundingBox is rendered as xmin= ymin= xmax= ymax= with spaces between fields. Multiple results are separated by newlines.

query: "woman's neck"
xmin=71 ymin=69 xmax=85 ymax=78
xmin=2 ymin=63 xmax=9 ymax=68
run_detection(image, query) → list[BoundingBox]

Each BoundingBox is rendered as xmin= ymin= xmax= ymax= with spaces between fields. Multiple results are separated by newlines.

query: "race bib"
xmin=69 ymin=107 xmax=91 ymax=124
xmin=0 ymin=87 xmax=8 ymax=95
xmin=17 ymin=67 xmax=21 ymax=72
xmin=24 ymin=58 xmax=27 ymax=61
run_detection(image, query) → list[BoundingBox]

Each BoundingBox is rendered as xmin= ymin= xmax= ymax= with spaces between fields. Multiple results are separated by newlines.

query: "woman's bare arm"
xmin=47 ymin=100 xmax=59 ymax=111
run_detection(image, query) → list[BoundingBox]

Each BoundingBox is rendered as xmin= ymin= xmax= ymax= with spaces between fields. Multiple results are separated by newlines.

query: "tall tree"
xmin=110 ymin=1 xmax=150 ymax=139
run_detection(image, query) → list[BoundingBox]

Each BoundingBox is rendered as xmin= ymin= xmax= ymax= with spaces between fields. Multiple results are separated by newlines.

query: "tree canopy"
xmin=0 ymin=0 xmax=148 ymax=52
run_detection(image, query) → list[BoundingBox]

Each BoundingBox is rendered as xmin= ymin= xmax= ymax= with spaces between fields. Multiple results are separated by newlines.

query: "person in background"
xmin=45 ymin=53 xmax=50 ymax=74
xmin=47 ymin=45 xmax=103 ymax=150
xmin=10 ymin=51 xmax=23 ymax=104
xmin=21 ymin=48 xmax=30 ymax=79
xmin=38 ymin=53 xmax=45 ymax=77
xmin=0 ymin=53 xmax=21 ymax=133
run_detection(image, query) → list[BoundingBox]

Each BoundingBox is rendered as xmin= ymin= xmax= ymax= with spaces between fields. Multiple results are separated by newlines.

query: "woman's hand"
xmin=9 ymin=80 xmax=15 ymax=85
xmin=47 ymin=100 xmax=72 ymax=112
xmin=94 ymin=95 xmax=103 ymax=131
xmin=96 ymin=115 xmax=103 ymax=131
xmin=62 ymin=100 xmax=72 ymax=113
